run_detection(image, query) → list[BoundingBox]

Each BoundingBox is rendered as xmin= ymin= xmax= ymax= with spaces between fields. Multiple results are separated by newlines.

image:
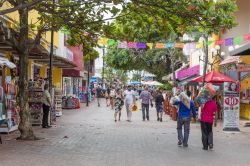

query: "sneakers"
xmin=183 ymin=144 xmax=188 ymax=148
xmin=157 ymin=117 xmax=160 ymax=121
xmin=178 ymin=141 xmax=182 ymax=146
xmin=209 ymin=144 xmax=213 ymax=150
xmin=160 ymin=118 xmax=162 ymax=122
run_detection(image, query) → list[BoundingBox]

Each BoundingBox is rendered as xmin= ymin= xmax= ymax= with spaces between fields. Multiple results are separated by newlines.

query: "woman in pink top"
xmin=200 ymin=98 xmax=217 ymax=150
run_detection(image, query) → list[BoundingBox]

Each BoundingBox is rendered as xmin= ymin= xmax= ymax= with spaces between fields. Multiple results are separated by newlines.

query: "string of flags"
xmin=98 ymin=33 xmax=250 ymax=49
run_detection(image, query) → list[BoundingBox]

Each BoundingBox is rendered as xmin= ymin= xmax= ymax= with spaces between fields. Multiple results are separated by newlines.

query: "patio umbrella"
xmin=191 ymin=71 xmax=236 ymax=83
xmin=128 ymin=81 xmax=141 ymax=85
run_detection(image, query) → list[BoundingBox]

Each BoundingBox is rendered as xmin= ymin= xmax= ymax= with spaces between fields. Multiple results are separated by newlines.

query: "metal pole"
xmin=86 ymin=58 xmax=90 ymax=107
xmin=102 ymin=47 xmax=105 ymax=87
xmin=202 ymin=35 xmax=209 ymax=86
xmin=49 ymin=0 xmax=55 ymax=94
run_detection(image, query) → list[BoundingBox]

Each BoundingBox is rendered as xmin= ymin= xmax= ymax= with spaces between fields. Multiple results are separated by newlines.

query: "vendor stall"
xmin=0 ymin=58 xmax=19 ymax=133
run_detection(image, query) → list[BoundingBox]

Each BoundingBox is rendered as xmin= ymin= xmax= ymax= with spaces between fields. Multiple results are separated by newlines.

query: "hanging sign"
xmin=223 ymin=82 xmax=240 ymax=132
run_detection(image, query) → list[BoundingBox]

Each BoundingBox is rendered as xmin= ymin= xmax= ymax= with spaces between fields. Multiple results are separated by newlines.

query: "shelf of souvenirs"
xmin=240 ymin=99 xmax=250 ymax=104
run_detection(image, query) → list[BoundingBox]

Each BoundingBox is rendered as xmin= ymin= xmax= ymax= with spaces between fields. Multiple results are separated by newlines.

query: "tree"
xmin=103 ymin=0 xmax=237 ymax=81
xmin=0 ymin=0 xmax=122 ymax=140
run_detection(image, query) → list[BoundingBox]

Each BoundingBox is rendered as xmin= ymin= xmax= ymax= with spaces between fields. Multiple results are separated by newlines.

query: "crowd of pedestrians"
xmin=94 ymin=84 xmax=218 ymax=151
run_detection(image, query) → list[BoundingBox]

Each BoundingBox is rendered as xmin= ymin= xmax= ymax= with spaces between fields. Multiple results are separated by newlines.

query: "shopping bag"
xmin=132 ymin=104 xmax=138 ymax=112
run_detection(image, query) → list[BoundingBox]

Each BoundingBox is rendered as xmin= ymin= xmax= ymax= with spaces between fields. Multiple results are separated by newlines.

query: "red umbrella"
xmin=192 ymin=71 xmax=236 ymax=83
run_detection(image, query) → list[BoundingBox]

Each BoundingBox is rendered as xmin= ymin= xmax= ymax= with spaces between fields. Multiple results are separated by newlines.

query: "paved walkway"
xmin=1 ymin=99 xmax=250 ymax=166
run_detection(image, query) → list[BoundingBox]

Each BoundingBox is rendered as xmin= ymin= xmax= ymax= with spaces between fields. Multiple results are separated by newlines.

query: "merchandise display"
xmin=0 ymin=79 xmax=19 ymax=133
xmin=197 ymin=83 xmax=217 ymax=105
xmin=62 ymin=96 xmax=80 ymax=109
xmin=54 ymin=88 xmax=63 ymax=117
xmin=28 ymin=81 xmax=43 ymax=125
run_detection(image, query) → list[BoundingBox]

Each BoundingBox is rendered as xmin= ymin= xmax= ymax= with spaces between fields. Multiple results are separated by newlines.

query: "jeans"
xmin=42 ymin=104 xmax=50 ymax=127
xmin=177 ymin=117 xmax=190 ymax=145
xmin=200 ymin=121 xmax=213 ymax=148
xmin=141 ymin=103 xmax=149 ymax=120
xmin=125 ymin=102 xmax=132 ymax=121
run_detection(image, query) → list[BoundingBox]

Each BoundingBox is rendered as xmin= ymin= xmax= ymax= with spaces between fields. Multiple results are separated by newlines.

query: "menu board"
xmin=223 ymin=82 xmax=240 ymax=132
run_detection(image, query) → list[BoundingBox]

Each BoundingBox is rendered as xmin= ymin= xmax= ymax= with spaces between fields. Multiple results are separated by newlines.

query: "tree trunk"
xmin=17 ymin=6 xmax=36 ymax=140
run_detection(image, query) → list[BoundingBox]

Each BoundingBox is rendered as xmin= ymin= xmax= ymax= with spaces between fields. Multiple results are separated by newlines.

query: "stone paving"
xmin=1 ymin=99 xmax=250 ymax=166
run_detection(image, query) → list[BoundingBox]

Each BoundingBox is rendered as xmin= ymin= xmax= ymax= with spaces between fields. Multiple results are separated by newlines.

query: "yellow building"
xmin=0 ymin=2 xmax=75 ymax=89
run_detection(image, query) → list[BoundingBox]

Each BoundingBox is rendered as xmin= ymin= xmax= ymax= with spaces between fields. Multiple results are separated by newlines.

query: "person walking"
xmin=114 ymin=89 xmax=124 ymax=122
xmin=106 ymin=86 xmax=111 ymax=107
xmin=140 ymin=86 xmax=153 ymax=121
xmin=124 ymin=85 xmax=135 ymax=122
xmin=172 ymin=91 xmax=196 ymax=147
xmin=155 ymin=89 xmax=164 ymax=122
xmin=42 ymin=84 xmax=52 ymax=128
xmin=110 ymin=87 xmax=116 ymax=110
xmin=96 ymin=85 xmax=103 ymax=107
xmin=200 ymin=96 xmax=218 ymax=150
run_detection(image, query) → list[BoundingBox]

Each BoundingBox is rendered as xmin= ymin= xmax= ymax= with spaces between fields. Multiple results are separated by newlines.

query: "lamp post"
xmin=102 ymin=46 xmax=105 ymax=88
xmin=199 ymin=44 xmax=225 ymax=72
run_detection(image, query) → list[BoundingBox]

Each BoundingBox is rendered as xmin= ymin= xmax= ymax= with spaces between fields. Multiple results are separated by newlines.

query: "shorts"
xmin=156 ymin=105 xmax=163 ymax=113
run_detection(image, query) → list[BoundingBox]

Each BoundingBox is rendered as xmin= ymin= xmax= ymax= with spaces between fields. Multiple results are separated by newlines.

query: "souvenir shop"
xmin=62 ymin=69 xmax=86 ymax=109
xmin=0 ymin=56 xmax=19 ymax=133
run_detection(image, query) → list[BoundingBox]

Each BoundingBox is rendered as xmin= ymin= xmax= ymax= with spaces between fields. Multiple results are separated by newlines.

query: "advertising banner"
xmin=223 ymin=82 xmax=240 ymax=132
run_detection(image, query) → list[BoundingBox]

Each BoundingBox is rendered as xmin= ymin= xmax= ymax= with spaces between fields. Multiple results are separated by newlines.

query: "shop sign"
xmin=66 ymin=48 xmax=73 ymax=61
xmin=238 ymin=64 xmax=250 ymax=72
xmin=223 ymin=82 xmax=240 ymax=132
xmin=176 ymin=65 xmax=200 ymax=79
xmin=240 ymin=71 xmax=250 ymax=81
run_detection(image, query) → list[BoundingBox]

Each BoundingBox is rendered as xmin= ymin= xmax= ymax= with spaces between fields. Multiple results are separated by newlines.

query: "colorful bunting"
xmin=196 ymin=42 xmax=203 ymax=49
xmin=155 ymin=43 xmax=165 ymax=48
xmin=244 ymin=34 xmax=250 ymax=41
xmin=225 ymin=38 xmax=234 ymax=46
xmin=215 ymin=40 xmax=225 ymax=45
xmin=147 ymin=43 xmax=153 ymax=49
xmin=165 ymin=42 xmax=174 ymax=48
xmin=175 ymin=43 xmax=184 ymax=48
xmin=98 ymin=33 xmax=250 ymax=50
xmin=234 ymin=36 xmax=243 ymax=45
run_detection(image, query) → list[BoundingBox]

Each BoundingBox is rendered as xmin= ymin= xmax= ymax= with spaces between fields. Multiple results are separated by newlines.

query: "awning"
xmin=177 ymin=75 xmax=199 ymax=86
xmin=63 ymin=69 xmax=84 ymax=77
xmin=219 ymin=56 xmax=242 ymax=66
xmin=229 ymin=42 xmax=250 ymax=56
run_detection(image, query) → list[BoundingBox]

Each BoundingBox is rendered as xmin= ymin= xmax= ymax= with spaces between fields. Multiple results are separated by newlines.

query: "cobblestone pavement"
xmin=1 ymin=99 xmax=250 ymax=166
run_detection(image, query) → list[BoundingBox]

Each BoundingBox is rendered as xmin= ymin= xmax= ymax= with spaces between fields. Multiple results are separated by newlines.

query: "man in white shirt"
xmin=124 ymin=85 xmax=135 ymax=122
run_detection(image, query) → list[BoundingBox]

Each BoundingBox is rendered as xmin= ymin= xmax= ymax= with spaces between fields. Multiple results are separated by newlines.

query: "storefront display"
xmin=62 ymin=96 xmax=80 ymax=109
xmin=28 ymin=81 xmax=44 ymax=125
xmin=223 ymin=82 xmax=240 ymax=132
xmin=54 ymin=88 xmax=63 ymax=117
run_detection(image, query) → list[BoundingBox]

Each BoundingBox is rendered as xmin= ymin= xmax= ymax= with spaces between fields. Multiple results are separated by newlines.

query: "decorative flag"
xmin=155 ymin=43 xmax=165 ymax=48
xmin=108 ymin=39 xmax=117 ymax=46
xmin=127 ymin=42 xmax=137 ymax=48
xmin=147 ymin=43 xmax=153 ymax=49
xmin=189 ymin=42 xmax=196 ymax=49
xmin=196 ymin=42 xmax=204 ymax=48
xmin=215 ymin=40 xmax=225 ymax=45
xmin=234 ymin=36 xmax=243 ymax=45
xmin=98 ymin=37 xmax=108 ymax=45
xmin=137 ymin=42 xmax=147 ymax=49
xmin=244 ymin=34 xmax=250 ymax=41
xmin=165 ymin=42 xmax=174 ymax=48
xmin=175 ymin=43 xmax=184 ymax=48
xmin=225 ymin=38 xmax=234 ymax=46
xmin=207 ymin=40 xmax=214 ymax=46
xmin=117 ymin=41 xmax=127 ymax=48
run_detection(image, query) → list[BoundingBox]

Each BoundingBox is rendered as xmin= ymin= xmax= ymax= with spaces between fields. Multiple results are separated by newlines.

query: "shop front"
xmin=220 ymin=54 xmax=250 ymax=120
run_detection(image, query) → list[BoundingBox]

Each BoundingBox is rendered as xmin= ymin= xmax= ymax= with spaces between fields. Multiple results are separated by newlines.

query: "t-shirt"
xmin=201 ymin=100 xmax=217 ymax=124
xmin=110 ymin=89 xmax=116 ymax=97
xmin=155 ymin=94 xmax=164 ymax=106
xmin=43 ymin=90 xmax=51 ymax=106
xmin=124 ymin=90 xmax=135 ymax=104
xmin=140 ymin=90 xmax=152 ymax=104
xmin=96 ymin=88 xmax=102 ymax=97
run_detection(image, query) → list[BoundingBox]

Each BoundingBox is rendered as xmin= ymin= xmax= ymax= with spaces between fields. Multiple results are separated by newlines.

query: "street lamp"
xmin=199 ymin=45 xmax=225 ymax=71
